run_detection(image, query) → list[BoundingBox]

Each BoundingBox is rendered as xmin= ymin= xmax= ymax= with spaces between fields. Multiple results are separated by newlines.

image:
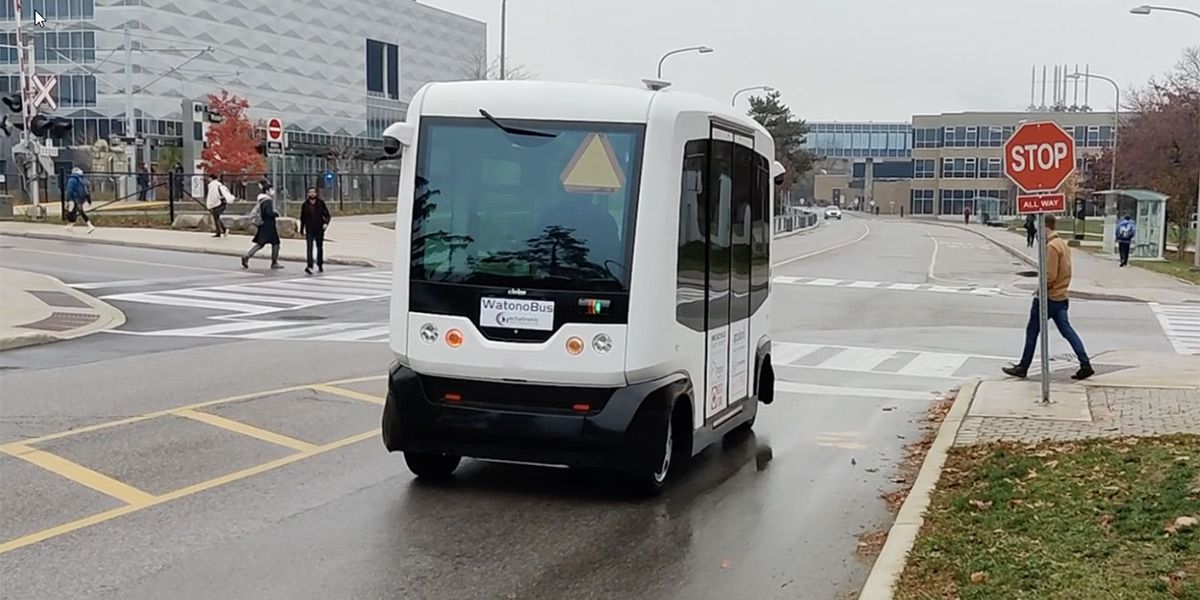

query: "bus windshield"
xmin=412 ymin=117 xmax=645 ymax=292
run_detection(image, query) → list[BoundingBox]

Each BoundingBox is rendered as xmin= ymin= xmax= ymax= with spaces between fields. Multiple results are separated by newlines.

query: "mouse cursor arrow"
xmin=33 ymin=10 xmax=46 ymax=27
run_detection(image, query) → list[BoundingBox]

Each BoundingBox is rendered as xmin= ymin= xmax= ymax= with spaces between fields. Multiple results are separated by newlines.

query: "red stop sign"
xmin=1003 ymin=122 xmax=1076 ymax=193
xmin=266 ymin=117 xmax=283 ymax=141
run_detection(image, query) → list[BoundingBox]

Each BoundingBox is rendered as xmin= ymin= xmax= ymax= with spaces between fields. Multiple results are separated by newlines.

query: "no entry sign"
xmin=266 ymin=117 xmax=283 ymax=141
xmin=1017 ymin=193 xmax=1066 ymax=215
xmin=1004 ymin=122 xmax=1076 ymax=193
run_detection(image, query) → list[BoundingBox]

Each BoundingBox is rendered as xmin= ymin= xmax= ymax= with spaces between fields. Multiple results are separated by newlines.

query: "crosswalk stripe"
xmin=148 ymin=321 xmax=293 ymax=336
xmin=895 ymin=352 xmax=970 ymax=378
xmin=772 ymin=277 xmax=1001 ymax=296
xmin=231 ymin=284 xmax=364 ymax=301
xmin=1149 ymin=303 xmax=1200 ymax=355
xmin=776 ymin=381 xmax=933 ymax=401
xmin=167 ymin=289 xmax=312 ymax=307
xmin=242 ymin=322 xmax=367 ymax=340
xmin=819 ymin=347 xmax=897 ymax=371
xmin=310 ymin=325 xmax=391 ymax=342
xmin=106 ymin=292 xmax=267 ymax=314
xmin=771 ymin=342 xmax=823 ymax=365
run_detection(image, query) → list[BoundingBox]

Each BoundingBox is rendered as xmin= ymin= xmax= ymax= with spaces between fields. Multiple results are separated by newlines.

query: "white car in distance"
xmin=824 ymin=206 xmax=842 ymax=220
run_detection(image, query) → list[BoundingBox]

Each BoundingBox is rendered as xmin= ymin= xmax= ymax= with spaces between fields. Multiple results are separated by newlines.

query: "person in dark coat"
xmin=241 ymin=181 xmax=283 ymax=270
xmin=299 ymin=187 xmax=331 ymax=274
xmin=1024 ymin=214 xmax=1037 ymax=247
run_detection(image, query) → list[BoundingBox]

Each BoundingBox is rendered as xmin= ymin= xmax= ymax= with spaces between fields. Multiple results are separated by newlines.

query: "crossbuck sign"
xmin=29 ymin=74 xmax=58 ymax=110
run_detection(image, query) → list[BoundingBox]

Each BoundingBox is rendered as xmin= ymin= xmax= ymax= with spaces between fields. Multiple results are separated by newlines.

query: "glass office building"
xmin=804 ymin=122 xmax=912 ymax=159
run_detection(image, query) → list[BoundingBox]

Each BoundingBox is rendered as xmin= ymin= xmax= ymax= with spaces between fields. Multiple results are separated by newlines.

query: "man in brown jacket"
xmin=1003 ymin=214 xmax=1094 ymax=380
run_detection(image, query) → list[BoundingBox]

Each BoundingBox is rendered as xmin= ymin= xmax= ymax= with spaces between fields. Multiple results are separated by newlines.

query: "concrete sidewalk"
xmin=0 ymin=215 xmax=396 ymax=267
xmin=860 ymin=349 xmax=1200 ymax=599
xmin=945 ymin=222 xmax=1199 ymax=304
xmin=0 ymin=268 xmax=126 ymax=351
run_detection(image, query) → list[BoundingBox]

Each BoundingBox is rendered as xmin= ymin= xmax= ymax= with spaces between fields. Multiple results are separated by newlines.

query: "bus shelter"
xmin=1095 ymin=189 xmax=1168 ymax=260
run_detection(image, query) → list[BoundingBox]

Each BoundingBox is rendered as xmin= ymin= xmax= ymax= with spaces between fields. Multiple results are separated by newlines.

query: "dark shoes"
xmin=271 ymin=263 xmax=284 ymax=270
xmin=240 ymin=256 xmax=249 ymax=269
xmin=305 ymin=267 xmax=313 ymax=275
xmin=1003 ymin=364 xmax=1094 ymax=380
xmin=1002 ymin=365 xmax=1028 ymax=378
xmin=318 ymin=264 xmax=324 ymax=273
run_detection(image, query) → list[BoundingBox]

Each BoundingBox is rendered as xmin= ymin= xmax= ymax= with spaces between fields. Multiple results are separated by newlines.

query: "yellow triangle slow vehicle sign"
xmin=560 ymin=133 xmax=626 ymax=194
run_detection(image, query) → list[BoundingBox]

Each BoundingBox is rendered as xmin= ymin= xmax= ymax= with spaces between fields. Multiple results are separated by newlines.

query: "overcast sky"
xmin=421 ymin=0 xmax=1198 ymax=121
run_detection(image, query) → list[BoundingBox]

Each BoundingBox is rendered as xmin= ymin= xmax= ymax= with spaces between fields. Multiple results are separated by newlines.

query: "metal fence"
xmin=774 ymin=212 xmax=819 ymax=235
xmin=51 ymin=171 xmax=402 ymax=221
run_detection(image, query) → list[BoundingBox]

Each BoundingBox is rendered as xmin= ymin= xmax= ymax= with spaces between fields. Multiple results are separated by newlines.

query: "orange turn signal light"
xmin=445 ymin=328 xmax=464 ymax=348
xmin=566 ymin=336 xmax=584 ymax=355
xmin=572 ymin=403 xmax=591 ymax=413
xmin=443 ymin=393 xmax=462 ymax=403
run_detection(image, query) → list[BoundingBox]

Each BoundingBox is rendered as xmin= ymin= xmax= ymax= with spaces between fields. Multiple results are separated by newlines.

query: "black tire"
xmin=403 ymin=451 xmax=461 ymax=479
xmin=627 ymin=406 xmax=679 ymax=497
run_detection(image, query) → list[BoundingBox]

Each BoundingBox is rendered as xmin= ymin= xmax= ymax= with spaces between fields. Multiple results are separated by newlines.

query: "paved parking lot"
xmin=0 ymin=375 xmax=387 ymax=555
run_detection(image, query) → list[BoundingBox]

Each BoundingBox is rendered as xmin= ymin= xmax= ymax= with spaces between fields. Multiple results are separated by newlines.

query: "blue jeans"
xmin=1018 ymin=298 xmax=1090 ymax=369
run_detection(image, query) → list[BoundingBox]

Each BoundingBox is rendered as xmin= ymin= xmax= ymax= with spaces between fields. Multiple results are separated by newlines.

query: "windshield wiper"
xmin=479 ymin=109 xmax=557 ymax=138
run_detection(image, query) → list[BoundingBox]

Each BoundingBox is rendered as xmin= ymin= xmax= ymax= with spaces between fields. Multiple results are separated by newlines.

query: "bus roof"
xmin=412 ymin=80 xmax=769 ymax=139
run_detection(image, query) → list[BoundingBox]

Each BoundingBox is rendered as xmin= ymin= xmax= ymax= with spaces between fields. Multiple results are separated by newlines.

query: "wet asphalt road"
xmin=0 ymin=217 xmax=1173 ymax=599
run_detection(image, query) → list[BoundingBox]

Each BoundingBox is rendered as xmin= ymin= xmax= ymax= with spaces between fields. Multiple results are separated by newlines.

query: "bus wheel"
xmin=403 ymin=452 xmax=461 ymax=479
xmin=629 ymin=403 xmax=685 ymax=496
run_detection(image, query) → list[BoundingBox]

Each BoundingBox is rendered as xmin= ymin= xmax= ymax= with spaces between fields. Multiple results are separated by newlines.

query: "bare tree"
xmin=327 ymin=138 xmax=361 ymax=174
xmin=462 ymin=50 xmax=533 ymax=81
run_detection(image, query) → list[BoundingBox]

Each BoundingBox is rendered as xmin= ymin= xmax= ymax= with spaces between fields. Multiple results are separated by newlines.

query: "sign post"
xmin=1005 ymin=121 xmax=1077 ymax=404
xmin=265 ymin=117 xmax=284 ymax=216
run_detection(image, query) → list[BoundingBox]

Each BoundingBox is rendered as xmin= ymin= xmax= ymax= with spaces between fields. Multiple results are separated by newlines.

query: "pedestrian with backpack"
xmin=64 ymin=167 xmax=95 ymax=234
xmin=1116 ymin=214 xmax=1136 ymax=267
xmin=241 ymin=180 xmax=283 ymax=270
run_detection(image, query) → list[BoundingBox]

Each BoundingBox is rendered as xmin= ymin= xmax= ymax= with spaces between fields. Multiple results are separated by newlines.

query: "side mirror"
xmin=382 ymin=122 xmax=416 ymax=156
xmin=771 ymin=160 xmax=786 ymax=185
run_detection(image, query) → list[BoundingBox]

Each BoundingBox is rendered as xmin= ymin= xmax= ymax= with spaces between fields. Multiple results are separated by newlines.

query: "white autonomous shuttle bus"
xmin=381 ymin=79 xmax=779 ymax=493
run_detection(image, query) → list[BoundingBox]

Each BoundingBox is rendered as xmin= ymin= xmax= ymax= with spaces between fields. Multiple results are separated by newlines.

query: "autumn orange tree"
xmin=201 ymin=89 xmax=265 ymax=180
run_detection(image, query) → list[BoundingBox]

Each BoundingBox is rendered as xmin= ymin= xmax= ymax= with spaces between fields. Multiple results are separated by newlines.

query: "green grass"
xmin=1137 ymin=252 xmax=1200 ymax=285
xmin=897 ymin=436 xmax=1200 ymax=600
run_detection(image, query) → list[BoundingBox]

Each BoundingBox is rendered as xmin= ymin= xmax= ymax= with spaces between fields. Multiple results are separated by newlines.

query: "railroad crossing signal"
xmin=29 ymin=74 xmax=57 ymax=111
xmin=1003 ymin=121 xmax=1076 ymax=193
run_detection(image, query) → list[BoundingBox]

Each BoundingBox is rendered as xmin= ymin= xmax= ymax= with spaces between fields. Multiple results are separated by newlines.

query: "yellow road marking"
xmin=772 ymin=221 xmax=872 ymax=268
xmin=0 ymin=380 xmax=352 ymax=451
xmin=325 ymin=374 xmax=388 ymax=386
xmin=0 ymin=429 xmax=378 ymax=556
xmin=1 ymin=444 xmax=156 ymax=506
xmin=309 ymin=383 xmax=385 ymax=405
xmin=173 ymin=409 xmax=317 ymax=452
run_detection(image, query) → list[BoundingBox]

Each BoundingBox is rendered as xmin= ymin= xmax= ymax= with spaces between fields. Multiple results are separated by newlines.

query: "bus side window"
xmin=676 ymin=139 xmax=707 ymax=332
xmin=750 ymin=153 xmax=770 ymax=313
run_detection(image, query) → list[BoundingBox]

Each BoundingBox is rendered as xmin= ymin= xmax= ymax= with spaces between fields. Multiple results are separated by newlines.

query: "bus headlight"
xmin=419 ymin=323 xmax=439 ymax=343
xmin=591 ymin=333 xmax=613 ymax=354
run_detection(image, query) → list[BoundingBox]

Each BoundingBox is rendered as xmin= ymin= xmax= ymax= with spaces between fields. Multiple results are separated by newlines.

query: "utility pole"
xmin=11 ymin=0 xmax=40 ymax=214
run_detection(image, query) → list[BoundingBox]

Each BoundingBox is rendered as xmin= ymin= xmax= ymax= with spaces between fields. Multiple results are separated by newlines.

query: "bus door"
xmin=704 ymin=126 xmax=754 ymax=426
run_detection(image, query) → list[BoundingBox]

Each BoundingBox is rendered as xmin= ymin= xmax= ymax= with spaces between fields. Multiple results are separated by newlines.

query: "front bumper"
xmin=382 ymin=364 xmax=688 ymax=474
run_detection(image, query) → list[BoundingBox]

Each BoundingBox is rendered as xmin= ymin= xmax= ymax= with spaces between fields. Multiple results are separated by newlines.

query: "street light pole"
xmin=1067 ymin=72 xmax=1120 ymax=193
xmin=499 ymin=0 xmax=507 ymax=81
xmin=656 ymin=46 xmax=714 ymax=79
xmin=731 ymin=85 xmax=775 ymax=107
xmin=1130 ymin=4 xmax=1200 ymax=267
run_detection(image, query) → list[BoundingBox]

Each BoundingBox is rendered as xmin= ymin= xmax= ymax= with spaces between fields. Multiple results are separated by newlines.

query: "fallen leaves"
xmin=970 ymin=571 xmax=989 ymax=584
xmin=969 ymin=499 xmax=994 ymax=511
xmin=856 ymin=530 xmax=888 ymax=559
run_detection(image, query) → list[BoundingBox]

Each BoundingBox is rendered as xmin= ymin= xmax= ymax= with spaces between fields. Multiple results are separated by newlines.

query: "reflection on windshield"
xmin=410 ymin=118 xmax=644 ymax=292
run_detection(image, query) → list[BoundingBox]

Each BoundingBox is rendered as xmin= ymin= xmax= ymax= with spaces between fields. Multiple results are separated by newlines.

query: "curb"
xmin=3 ymin=231 xmax=380 ymax=268
xmin=0 ymin=271 xmax=127 ymax=352
xmin=0 ymin=332 xmax=59 ymax=351
xmin=859 ymin=378 xmax=980 ymax=600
